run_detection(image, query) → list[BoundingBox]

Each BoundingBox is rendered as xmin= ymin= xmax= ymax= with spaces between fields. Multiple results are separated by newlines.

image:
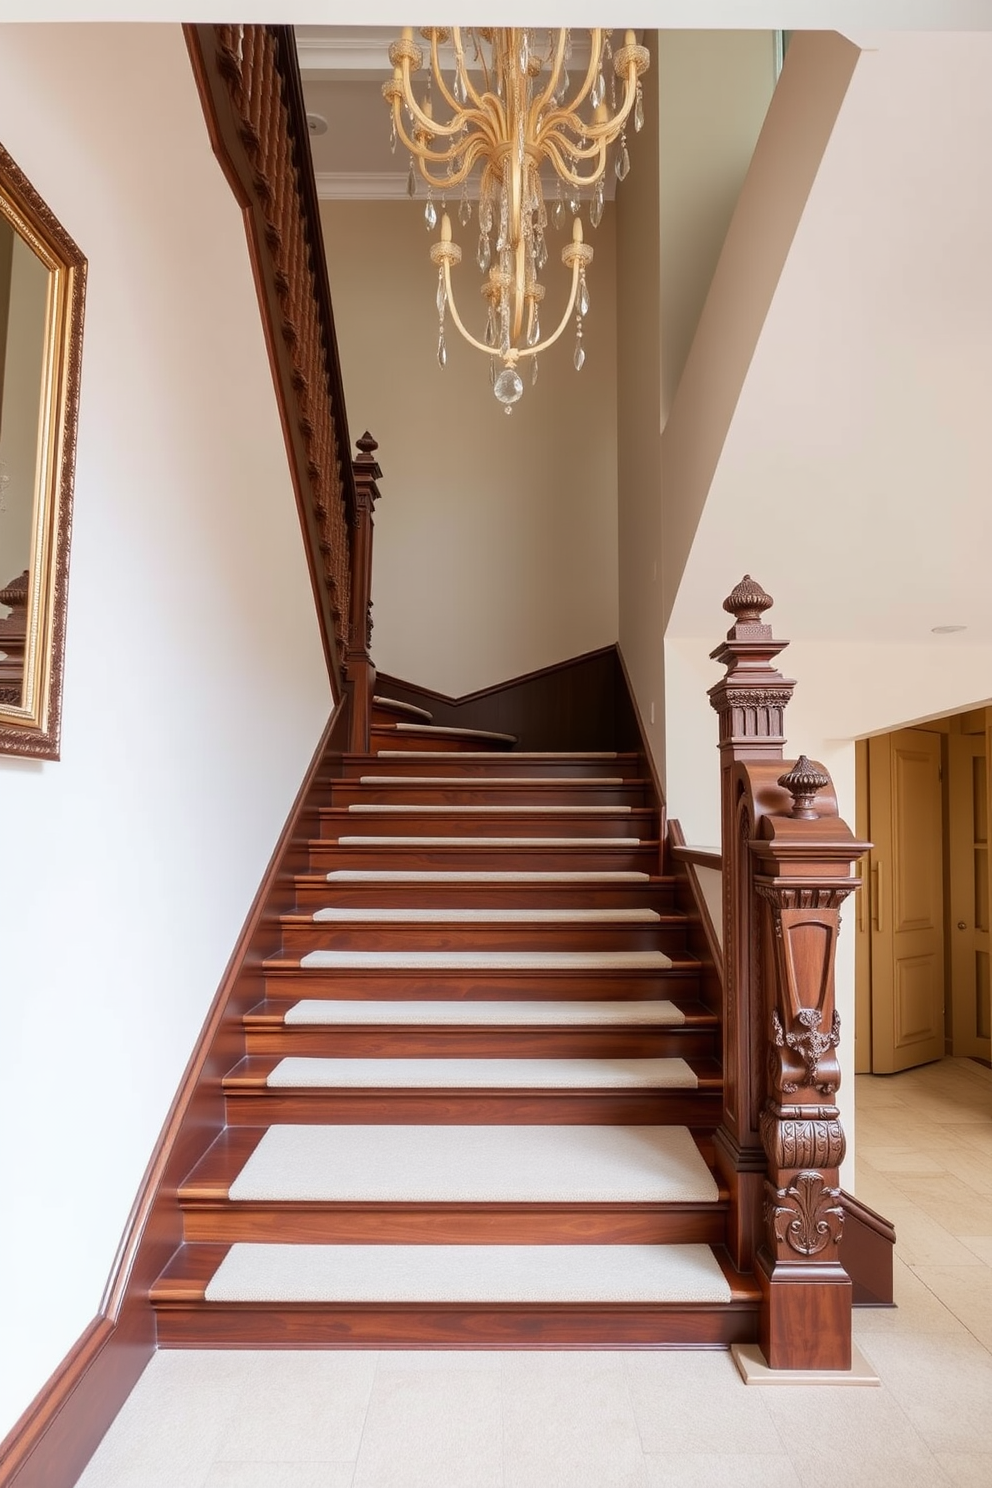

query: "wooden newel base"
xmin=758 ymin=1254 xmax=853 ymax=1370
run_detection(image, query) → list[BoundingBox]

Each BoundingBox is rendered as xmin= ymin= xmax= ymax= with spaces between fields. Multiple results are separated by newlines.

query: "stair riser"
xmin=341 ymin=757 xmax=643 ymax=780
xmin=180 ymin=1205 xmax=729 ymax=1247
xmin=330 ymin=786 xmax=649 ymax=808
xmin=307 ymin=844 xmax=661 ymax=873
xmin=223 ymin=1091 xmax=723 ymax=1126
xmin=262 ymin=968 xmax=703 ymax=1000
xmin=154 ymin=1301 xmax=758 ymax=1349
xmin=243 ymin=1028 xmax=718 ymax=1060
xmin=294 ymin=882 xmax=676 ymax=912
xmin=278 ymin=923 xmax=688 ymax=955
xmin=319 ymin=811 xmax=653 ymax=840
xmin=370 ymin=731 xmax=514 ymax=753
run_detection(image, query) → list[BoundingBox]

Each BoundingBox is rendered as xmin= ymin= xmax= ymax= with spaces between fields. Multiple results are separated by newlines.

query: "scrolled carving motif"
xmin=772 ymin=1007 xmax=841 ymax=1095
xmin=767 ymin=1171 xmax=844 ymax=1257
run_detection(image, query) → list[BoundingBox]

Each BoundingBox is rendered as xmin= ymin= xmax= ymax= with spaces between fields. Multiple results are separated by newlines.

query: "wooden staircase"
xmin=151 ymin=694 xmax=759 ymax=1347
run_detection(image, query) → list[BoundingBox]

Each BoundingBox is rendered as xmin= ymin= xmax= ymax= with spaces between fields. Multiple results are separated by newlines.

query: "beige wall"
xmin=321 ymin=199 xmax=619 ymax=696
xmin=0 ymin=24 xmax=332 ymax=1435
xmin=616 ymin=30 xmax=778 ymax=786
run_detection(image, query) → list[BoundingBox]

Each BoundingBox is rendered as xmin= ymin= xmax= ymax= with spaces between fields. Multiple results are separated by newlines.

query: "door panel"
xmin=948 ymin=731 xmax=992 ymax=1059
xmin=869 ymin=729 xmax=945 ymax=1072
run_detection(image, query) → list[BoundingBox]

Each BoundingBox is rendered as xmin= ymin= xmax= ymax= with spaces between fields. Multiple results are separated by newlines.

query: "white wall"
xmin=321 ymin=199 xmax=619 ymax=696
xmin=0 ymin=25 xmax=332 ymax=1436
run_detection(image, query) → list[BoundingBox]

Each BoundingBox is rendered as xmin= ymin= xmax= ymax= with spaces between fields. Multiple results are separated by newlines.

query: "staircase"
xmin=151 ymin=694 xmax=759 ymax=1347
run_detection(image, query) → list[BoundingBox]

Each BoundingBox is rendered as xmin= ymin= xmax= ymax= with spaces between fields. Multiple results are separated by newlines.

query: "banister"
xmin=709 ymin=576 xmax=870 ymax=1371
xmin=184 ymin=24 xmax=366 ymax=700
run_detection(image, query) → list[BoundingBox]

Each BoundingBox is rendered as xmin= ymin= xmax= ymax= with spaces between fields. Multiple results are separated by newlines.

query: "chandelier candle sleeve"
xmin=384 ymin=27 xmax=649 ymax=404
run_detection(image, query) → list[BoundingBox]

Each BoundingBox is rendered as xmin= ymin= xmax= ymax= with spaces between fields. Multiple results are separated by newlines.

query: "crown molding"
xmin=315 ymin=171 xmax=619 ymax=204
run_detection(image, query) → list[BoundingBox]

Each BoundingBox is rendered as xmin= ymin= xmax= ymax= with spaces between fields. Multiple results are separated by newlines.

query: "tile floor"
xmin=76 ymin=1057 xmax=992 ymax=1488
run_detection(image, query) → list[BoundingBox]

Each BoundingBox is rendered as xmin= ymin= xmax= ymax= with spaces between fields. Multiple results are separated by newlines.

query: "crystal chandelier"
xmin=383 ymin=27 xmax=650 ymax=410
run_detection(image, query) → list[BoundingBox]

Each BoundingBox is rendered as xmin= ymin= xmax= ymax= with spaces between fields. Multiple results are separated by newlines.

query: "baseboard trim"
xmin=0 ymin=1313 xmax=149 ymax=1488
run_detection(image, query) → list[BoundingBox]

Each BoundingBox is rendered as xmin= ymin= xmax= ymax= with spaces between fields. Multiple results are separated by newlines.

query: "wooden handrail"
xmin=709 ymin=576 xmax=870 ymax=1371
xmin=184 ymin=24 xmax=361 ymax=696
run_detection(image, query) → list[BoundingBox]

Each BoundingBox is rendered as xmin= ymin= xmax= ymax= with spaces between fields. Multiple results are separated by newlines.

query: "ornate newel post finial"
xmin=723 ymin=573 xmax=774 ymax=634
xmin=778 ymin=756 xmax=830 ymax=819
xmin=347 ymin=431 xmax=383 ymax=753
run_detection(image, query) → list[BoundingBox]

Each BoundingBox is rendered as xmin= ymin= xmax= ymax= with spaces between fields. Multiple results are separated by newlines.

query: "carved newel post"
xmin=346 ymin=432 xmax=382 ymax=753
xmin=709 ymin=578 xmax=868 ymax=1371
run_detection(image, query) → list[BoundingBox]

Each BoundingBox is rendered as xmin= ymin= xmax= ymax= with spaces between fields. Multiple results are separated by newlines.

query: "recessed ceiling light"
xmin=931 ymin=625 xmax=967 ymax=634
xmin=307 ymin=113 xmax=328 ymax=136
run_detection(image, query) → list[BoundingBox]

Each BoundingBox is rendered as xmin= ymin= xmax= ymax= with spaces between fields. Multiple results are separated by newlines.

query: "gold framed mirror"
xmin=0 ymin=143 xmax=85 ymax=760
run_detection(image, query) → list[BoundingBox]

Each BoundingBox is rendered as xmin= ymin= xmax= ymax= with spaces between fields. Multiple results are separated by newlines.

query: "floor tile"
xmin=934 ymin=1452 xmax=992 ymax=1486
xmin=203 ymin=1466 xmax=355 ymax=1487
xmin=624 ymin=1351 xmax=781 ymax=1454
xmin=213 ymin=1352 xmax=376 ymax=1463
xmin=502 ymin=1357 xmax=647 ymax=1488
xmin=643 ymin=1452 xmax=794 ymax=1486
xmin=857 ymin=1332 xmax=992 ymax=1451
xmin=352 ymin=1366 xmax=502 ymax=1488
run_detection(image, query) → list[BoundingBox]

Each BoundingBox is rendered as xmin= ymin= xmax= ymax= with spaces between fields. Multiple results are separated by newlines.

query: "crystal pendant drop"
xmin=494 ymin=367 xmax=524 ymax=406
xmin=568 ymin=192 xmax=579 ymax=216
xmin=527 ymin=314 xmax=540 ymax=347
xmin=589 ymin=183 xmax=604 ymax=229
xmin=615 ymin=143 xmax=631 ymax=182
xmin=519 ymin=30 xmax=529 ymax=73
xmin=424 ymin=197 xmax=437 ymax=230
xmin=536 ymin=234 xmax=548 ymax=269
xmin=553 ymin=197 xmax=565 ymax=231
xmin=477 ymin=233 xmax=491 ymax=271
xmin=436 ymin=276 xmax=447 ymax=317
xmin=437 ymin=334 xmax=447 ymax=368
xmin=634 ymin=83 xmax=645 ymax=133
xmin=407 ymin=163 xmax=417 ymax=197
xmin=389 ymin=118 xmax=397 ymax=154
xmin=489 ymin=357 xmax=497 ymax=387
xmin=578 ymin=278 xmax=590 ymax=317
xmin=574 ymin=342 xmax=586 ymax=372
xmin=484 ymin=309 xmax=496 ymax=347
xmin=591 ymin=71 xmax=605 ymax=108
xmin=531 ymin=357 xmax=539 ymax=386
xmin=459 ymin=195 xmax=472 ymax=227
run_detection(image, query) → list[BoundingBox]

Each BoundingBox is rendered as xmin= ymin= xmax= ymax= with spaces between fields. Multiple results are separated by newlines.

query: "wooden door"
xmin=868 ymin=729 xmax=945 ymax=1073
xmin=948 ymin=731 xmax=992 ymax=1059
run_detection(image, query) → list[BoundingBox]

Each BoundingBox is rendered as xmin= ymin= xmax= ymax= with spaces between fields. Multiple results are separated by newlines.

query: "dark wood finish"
xmin=184 ymin=25 xmax=356 ymax=688
xmin=293 ymin=873 xmax=677 ymax=912
xmin=319 ymin=805 xmax=656 ymax=840
xmin=709 ymin=577 xmax=872 ymax=1370
xmin=370 ymin=725 xmax=517 ymax=751
xmin=0 ymin=1316 xmax=149 ymax=1488
xmin=0 ymin=145 xmax=86 ymax=761
xmin=306 ymin=839 xmax=664 ymax=873
xmin=840 ymin=1190 xmax=897 ymax=1306
xmin=668 ymin=820 xmax=724 ymax=1018
xmin=329 ymin=780 xmax=650 ymax=807
xmin=262 ymin=962 xmax=703 ymax=1001
xmin=342 ymin=751 xmax=645 ymax=780
xmin=670 ymin=844 xmax=722 ymax=871
xmin=377 ymin=646 xmax=625 ymax=754
xmin=345 ymin=433 xmax=382 ymax=753
xmin=277 ymin=915 xmax=687 ymax=956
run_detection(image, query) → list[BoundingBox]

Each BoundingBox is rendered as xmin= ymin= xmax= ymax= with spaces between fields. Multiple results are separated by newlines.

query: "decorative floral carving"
xmin=760 ymin=1108 xmax=845 ymax=1169
xmin=772 ymin=1007 xmax=841 ymax=1095
xmin=768 ymin=1171 xmax=844 ymax=1257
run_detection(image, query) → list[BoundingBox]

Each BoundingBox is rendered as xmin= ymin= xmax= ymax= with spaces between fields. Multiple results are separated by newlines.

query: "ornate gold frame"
xmin=0 ymin=143 xmax=86 ymax=760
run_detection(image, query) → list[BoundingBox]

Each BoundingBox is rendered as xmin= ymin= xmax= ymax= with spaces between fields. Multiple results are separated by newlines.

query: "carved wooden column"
xmin=346 ymin=432 xmax=382 ymax=754
xmin=752 ymin=760 xmax=866 ymax=1369
xmin=707 ymin=577 xmax=796 ymax=1273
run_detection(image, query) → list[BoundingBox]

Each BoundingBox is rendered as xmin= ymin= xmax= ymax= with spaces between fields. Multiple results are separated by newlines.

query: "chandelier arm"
xmin=567 ymin=28 xmax=604 ymax=115
xmin=428 ymin=30 xmax=463 ymax=116
xmin=440 ymin=258 xmax=500 ymax=359
xmin=416 ymin=140 xmax=489 ymax=191
xmin=531 ymin=28 xmax=569 ymax=119
xmin=540 ymin=127 xmax=610 ymax=167
xmin=541 ymin=135 xmax=608 ymax=188
xmin=395 ymin=80 xmax=475 ymax=142
xmin=392 ymin=101 xmax=483 ymax=166
xmin=452 ymin=28 xmax=487 ymax=111
xmin=522 ymin=257 xmax=582 ymax=360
